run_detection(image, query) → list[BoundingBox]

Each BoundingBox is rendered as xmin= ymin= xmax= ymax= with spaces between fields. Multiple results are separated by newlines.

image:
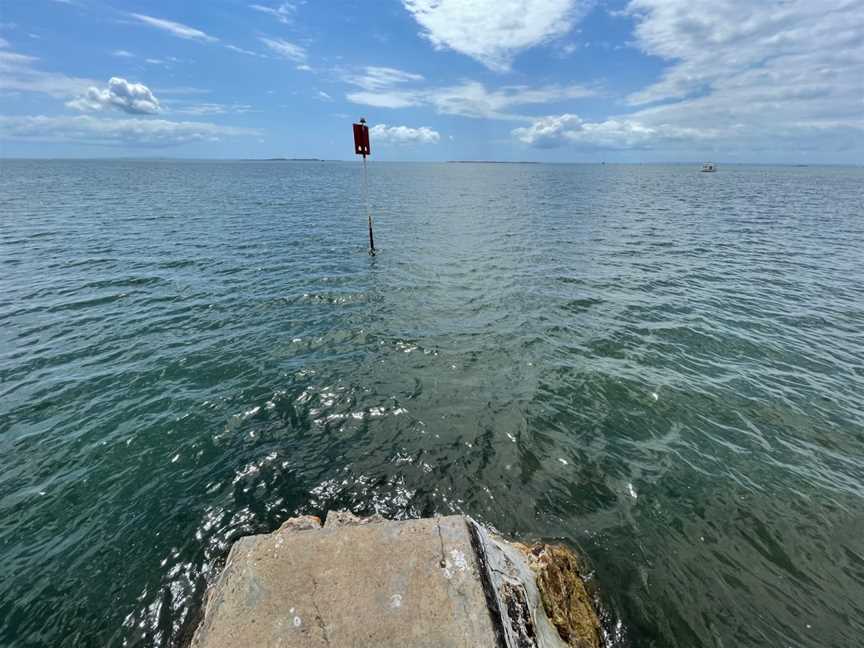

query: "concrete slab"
xmin=191 ymin=514 xmax=499 ymax=648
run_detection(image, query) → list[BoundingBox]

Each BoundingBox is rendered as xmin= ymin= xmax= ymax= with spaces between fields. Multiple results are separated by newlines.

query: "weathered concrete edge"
xmin=189 ymin=511 xmax=605 ymax=648
xmin=469 ymin=518 xmax=575 ymax=648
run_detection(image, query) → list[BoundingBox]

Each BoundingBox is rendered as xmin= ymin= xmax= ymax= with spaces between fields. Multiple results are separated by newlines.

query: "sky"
xmin=0 ymin=0 xmax=862 ymax=162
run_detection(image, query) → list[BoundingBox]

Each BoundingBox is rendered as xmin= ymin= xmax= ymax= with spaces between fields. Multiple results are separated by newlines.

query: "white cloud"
xmin=226 ymin=44 xmax=262 ymax=57
xmin=0 ymin=50 xmax=37 ymax=66
xmin=170 ymin=102 xmax=254 ymax=115
xmin=112 ymin=49 xmax=134 ymax=58
xmin=346 ymin=91 xmax=418 ymax=109
xmin=250 ymin=2 xmax=296 ymax=24
xmin=625 ymin=0 xmax=863 ymax=107
xmin=513 ymin=113 xmax=715 ymax=149
xmin=0 ymin=114 xmax=259 ymax=146
xmin=0 ymin=49 xmax=94 ymax=97
xmin=401 ymin=0 xmax=591 ymax=71
xmin=345 ymin=67 xmax=597 ymax=119
xmin=131 ymin=13 xmax=218 ymax=43
xmin=343 ymin=66 xmax=425 ymax=107
xmin=317 ymin=90 xmax=332 ymax=101
xmin=601 ymin=0 xmax=864 ymax=153
xmin=370 ymin=123 xmax=441 ymax=144
xmin=259 ymin=37 xmax=306 ymax=62
xmin=349 ymin=66 xmax=424 ymax=91
xmin=428 ymin=81 xmax=595 ymax=119
xmin=0 ymin=37 xmax=9 ymax=48
xmin=67 ymin=77 xmax=161 ymax=115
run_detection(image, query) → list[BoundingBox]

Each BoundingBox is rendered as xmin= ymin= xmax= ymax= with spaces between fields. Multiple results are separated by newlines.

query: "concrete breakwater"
xmin=189 ymin=511 xmax=605 ymax=647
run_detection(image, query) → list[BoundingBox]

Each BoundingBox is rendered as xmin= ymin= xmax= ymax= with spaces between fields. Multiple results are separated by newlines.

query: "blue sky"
xmin=1 ymin=0 xmax=862 ymax=162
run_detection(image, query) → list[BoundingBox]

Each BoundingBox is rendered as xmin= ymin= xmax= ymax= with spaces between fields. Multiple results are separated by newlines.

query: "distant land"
xmin=447 ymin=160 xmax=541 ymax=164
xmin=241 ymin=158 xmax=328 ymax=162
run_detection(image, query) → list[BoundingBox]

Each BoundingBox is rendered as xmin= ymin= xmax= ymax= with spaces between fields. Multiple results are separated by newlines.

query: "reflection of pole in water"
xmin=353 ymin=118 xmax=375 ymax=256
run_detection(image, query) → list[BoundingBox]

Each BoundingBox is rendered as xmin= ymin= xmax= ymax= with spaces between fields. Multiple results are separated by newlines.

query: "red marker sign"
xmin=353 ymin=118 xmax=375 ymax=254
xmin=353 ymin=121 xmax=370 ymax=157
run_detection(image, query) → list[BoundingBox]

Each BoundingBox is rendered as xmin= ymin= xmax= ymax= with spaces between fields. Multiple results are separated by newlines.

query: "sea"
xmin=1 ymin=159 xmax=863 ymax=647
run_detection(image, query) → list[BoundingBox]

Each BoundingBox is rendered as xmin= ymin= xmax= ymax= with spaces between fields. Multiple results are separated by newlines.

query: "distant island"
xmin=242 ymin=158 xmax=327 ymax=162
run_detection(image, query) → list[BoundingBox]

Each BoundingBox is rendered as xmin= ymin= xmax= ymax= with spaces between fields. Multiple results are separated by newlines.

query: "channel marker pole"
xmin=352 ymin=118 xmax=375 ymax=255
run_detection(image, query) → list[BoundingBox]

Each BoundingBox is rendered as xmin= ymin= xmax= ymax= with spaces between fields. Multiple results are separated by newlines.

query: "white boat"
xmin=701 ymin=162 xmax=716 ymax=172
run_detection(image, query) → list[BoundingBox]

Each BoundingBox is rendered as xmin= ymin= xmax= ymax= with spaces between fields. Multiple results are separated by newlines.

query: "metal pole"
xmin=363 ymin=154 xmax=375 ymax=255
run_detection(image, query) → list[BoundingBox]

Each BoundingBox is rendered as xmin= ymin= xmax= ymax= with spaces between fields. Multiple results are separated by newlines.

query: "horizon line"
xmin=1 ymin=157 xmax=859 ymax=167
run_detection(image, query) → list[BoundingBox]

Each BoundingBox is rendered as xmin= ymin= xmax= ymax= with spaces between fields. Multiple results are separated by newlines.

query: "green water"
xmin=1 ymin=160 xmax=863 ymax=647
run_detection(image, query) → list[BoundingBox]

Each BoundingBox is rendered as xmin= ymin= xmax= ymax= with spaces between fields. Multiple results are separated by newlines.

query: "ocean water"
xmin=1 ymin=160 xmax=863 ymax=647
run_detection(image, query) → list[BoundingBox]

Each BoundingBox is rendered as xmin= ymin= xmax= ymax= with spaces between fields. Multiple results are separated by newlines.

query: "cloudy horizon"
xmin=1 ymin=0 xmax=862 ymax=163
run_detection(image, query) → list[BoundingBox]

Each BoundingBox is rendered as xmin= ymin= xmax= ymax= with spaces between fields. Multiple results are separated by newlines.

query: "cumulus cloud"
xmin=370 ymin=124 xmax=441 ymax=144
xmin=513 ymin=113 xmax=715 ymax=149
xmin=0 ymin=114 xmax=259 ymax=146
xmin=67 ymin=77 xmax=160 ymax=115
xmin=131 ymin=13 xmax=218 ymax=43
xmin=401 ymin=0 xmax=591 ymax=71
xmin=259 ymin=37 xmax=306 ymax=62
xmin=508 ymin=1 xmax=864 ymax=156
xmin=344 ymin=66 xmax=596 ymax=119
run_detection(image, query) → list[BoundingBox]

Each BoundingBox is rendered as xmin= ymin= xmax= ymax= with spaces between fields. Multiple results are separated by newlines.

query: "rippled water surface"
xmin=1 ymin=160 xmax=863 ymax=647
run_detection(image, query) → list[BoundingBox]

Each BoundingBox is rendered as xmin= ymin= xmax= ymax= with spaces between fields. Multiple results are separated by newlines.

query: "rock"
xmin=189 ymin=512 xmax=605 ymax=648
xmin=323 ymin=510 xmax=386 ymax=528
xmin=520 ymin=544 xmax=603 ymax=648
xmin=277 ymin=515 xmax=322 ymax=532
xmin=190 ymin=514 xmax=497 ymax=648
xmin=471 ymin=522 xmax=572 ymax=648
